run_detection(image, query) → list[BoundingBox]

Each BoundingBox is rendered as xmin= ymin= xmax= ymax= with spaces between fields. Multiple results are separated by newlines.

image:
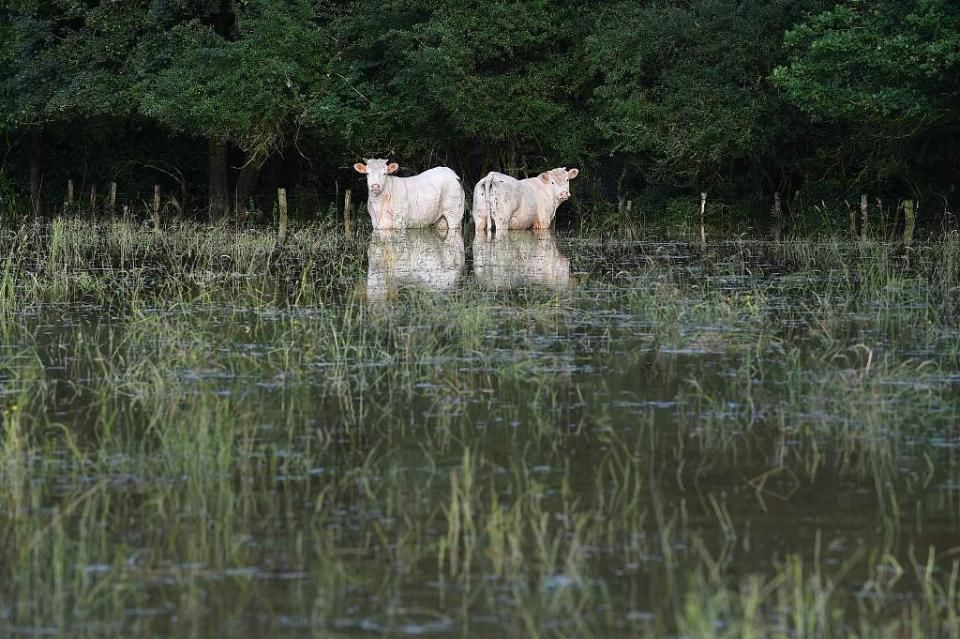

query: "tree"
xmin=336 ymin=0 xmax=587 ymax=181
xmin=585 ymin=0 xmax=828 ymax=200
xmin=773 ymin=0 xmax=960 ymax=195
xmin=2 ymin=0 xmax=957 ymax=225
xmin=137 ymin=0 xmax=346 ymax=217
xmin=0 ymin=0 xmax=147 ymax=215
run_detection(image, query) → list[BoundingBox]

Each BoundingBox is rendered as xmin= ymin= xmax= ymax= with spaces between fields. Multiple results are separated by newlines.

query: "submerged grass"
xmin=0 ymin=218 xmax=958 ymax=637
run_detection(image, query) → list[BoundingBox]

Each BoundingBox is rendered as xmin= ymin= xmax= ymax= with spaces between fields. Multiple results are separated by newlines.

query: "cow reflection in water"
xmin=473 ymin=229 xmax=571 ymax=290
xmin=365 ymin=228 xmax=466 ymax=300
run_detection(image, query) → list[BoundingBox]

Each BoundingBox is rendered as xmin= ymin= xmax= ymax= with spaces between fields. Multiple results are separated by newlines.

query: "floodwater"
xmin=1 ymin=227 xmax=959 ymax=637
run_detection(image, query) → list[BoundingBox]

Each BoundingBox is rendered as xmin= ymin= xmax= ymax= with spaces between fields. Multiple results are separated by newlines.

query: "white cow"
xmin=472 ymin=167 xmax=579 ymax=237
xmin=364 ymin=228 xmax=465 ymax=301
xmin=473 ymin=229 xmax=571 ymax=290
xmin=354 ymin=158 xmax=465 ymax=230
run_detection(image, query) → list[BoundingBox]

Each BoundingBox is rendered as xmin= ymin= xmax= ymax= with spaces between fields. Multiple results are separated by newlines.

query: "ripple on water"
xmin=334 ymin=608 xmax=456 ymax=636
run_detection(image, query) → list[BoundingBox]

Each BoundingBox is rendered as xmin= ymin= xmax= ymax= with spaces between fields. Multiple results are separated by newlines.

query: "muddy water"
xmin=2 ymin=232 xmax=959 ymax=637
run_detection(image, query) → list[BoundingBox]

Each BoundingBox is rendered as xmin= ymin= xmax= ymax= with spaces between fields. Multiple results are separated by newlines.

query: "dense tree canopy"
xmin=140 ymin=1 xmax=341 ymax=158
xmin=773 ymin=0 xmax=960 ymax=196
xmin=586 ymin=0 xmax=828 ymax=193
xmin=0 ymin=0 xmax=957 ymax=226
xmin=336 ymin=0 xmax=586 ymax=175
xmin=2 ymin=1 xmax=140 ymax=125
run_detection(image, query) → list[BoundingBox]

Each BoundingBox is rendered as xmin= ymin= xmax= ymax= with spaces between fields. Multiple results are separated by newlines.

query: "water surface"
xmin=2 ymin=226 xmax=959 ymax=637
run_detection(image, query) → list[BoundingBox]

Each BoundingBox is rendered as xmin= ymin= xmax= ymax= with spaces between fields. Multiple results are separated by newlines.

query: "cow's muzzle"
xmin=558 ymin=192 xmax=570 ymax=201
xmin=370 ymin=184 xmax=383 ymax=195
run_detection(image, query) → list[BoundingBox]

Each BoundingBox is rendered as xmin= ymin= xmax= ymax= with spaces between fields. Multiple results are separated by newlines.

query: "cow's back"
xmin=416 ymin=166 xmax=460 ymax=183
xmin=399 ymin=166 xmax=460 ymax=197
xmin=388 ymin=166 xmax=463 ymax=227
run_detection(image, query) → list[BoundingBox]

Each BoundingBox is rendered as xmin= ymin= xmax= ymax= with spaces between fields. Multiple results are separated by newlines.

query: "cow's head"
xmin=354 ymin=158 xmax=399 ymax=196
xmin=538 ymin=167 xmax=579 ymax=202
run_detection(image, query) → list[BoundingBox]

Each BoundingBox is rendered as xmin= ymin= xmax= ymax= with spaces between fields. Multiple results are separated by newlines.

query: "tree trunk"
xmin=234 ymin=154 xmax=264 ymax=214
xmin=214 ymin=0 xmax=234 ymax=38
xmin=467 ymin=137 xmax=484 ymax=186
xmin=30 ymin=125 xmax=43 ymax=218
xmin=208 ymin=138 xmax=230 ymax=220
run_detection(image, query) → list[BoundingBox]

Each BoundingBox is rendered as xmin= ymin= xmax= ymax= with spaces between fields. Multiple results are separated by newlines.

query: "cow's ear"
xmin=386 ymin=163 xmax=399 ymax=174
xmin=567 ymin=168 xmax=579 ymax=179
xmin=538 ymin=172 xmax=551 ymax=183
xmin=353 ymin=163 xmax=367 ymax=174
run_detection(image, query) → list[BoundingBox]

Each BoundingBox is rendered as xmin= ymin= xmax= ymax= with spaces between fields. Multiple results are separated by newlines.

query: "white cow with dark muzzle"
xmin=472 ymin=167 xmax=579 ymax=237
xmin=353 ymin=159 xmax=465 ymax=231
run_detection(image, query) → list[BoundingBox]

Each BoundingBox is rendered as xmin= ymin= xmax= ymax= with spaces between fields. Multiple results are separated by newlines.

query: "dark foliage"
xmin=1 ymin=0 xmax=957 ymax=226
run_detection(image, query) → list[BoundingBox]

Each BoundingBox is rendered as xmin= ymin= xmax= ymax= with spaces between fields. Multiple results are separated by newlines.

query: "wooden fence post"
xmin=66 ymin=179 xmax=74 ymax=210
xmin=699 ymin=192 xmax=707 ymax=244
xmin=876 ymin=197 xmax=884 ymax=240
xmin=90 ymin=184 xmax=97 ymax=220
xmin=772 ymin=192 xmax=782 ymax=241
xmin=859 ymin=194 xmax=868 ymax=241
xmin=277 ymin=188 xmax=289 ymax=244
xmin=108 ymin=182 xmax=117 ymax=220
xmin=30 ymin=125 xmax=43 ymax=219
xmin=343 ymin=189 xmax=353 ymax=236
xmin=903 ymin=199 xmax=916 ymax=248
xmin=152 ymin=184 xmax=161 ymax=233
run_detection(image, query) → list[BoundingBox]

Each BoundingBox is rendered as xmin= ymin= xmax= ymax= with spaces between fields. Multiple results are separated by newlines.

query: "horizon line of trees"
xmin=1 ymin=0 xmax=957 ymax=229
